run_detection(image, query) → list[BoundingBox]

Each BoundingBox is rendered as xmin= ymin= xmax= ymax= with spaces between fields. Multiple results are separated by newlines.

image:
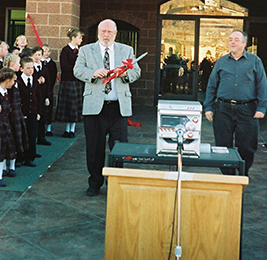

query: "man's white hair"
xmin=98 ymin=19 xmax=117 ymax=31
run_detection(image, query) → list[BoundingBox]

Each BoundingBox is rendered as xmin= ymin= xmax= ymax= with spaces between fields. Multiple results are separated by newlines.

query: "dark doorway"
xmin=87 ymin=20 xmax=140 ymax=56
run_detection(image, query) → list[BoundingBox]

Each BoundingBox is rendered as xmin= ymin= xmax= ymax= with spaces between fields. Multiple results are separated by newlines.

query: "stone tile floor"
xmin=0 ymin=105 xmax=266 ymax=259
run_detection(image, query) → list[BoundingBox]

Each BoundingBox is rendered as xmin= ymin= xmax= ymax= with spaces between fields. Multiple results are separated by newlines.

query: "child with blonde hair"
xmin=2 ymin=54 xmax=29 ymax=176
xmin=14 ymin=35 xmax=28 ymax=53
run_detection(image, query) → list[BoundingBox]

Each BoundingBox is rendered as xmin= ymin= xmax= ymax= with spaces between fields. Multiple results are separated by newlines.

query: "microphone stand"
xmin=175 ymin=126 xmax=184 ymax=260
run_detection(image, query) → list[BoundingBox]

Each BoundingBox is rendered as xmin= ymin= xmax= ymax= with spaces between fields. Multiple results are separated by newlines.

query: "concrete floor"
xmin=0 ymin=105 xmax=266 ymax=260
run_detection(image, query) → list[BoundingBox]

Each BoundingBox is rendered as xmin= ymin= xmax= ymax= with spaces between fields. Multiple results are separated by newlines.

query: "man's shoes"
xmin=68 ymin=132 xmax=75 ymax=138
xmin=37 ymin=139 xmax=52 ymax=146
xmin=62 ymin=131 xmax=69 ymax=138
xmin=24 ymin=160 xmax=36 ymax=167
xmin=0 ymin=179 xmax=6 ymax=187
xmin=86 ymin=187 xmax=100 ymax=197
xmin=46 ymin=131 xmax=53 ymax=136
xmin=7 ymin=170 xmax=16 ymax=177
xmin=35 ymin=153 xmax=42 ymax=158
xmin=2 ymin=170 xmax=7 ymax=177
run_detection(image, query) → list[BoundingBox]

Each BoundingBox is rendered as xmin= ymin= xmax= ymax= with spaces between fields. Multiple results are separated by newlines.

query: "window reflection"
xmin=160 ymin=20 xmax=195 ymax=95
xmin=160 ymin=0 xmax=248 ymax=17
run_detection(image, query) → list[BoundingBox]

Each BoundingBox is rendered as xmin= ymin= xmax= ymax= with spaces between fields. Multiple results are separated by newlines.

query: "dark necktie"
xmin=4 ymin=92 xmax=9 ymax=100
xmin=73 ymin=48 xmax=78 ymax=54
xmin=37 ymin=65 xmax=41 ymax=72
xmin=27 ymin=78 xmax=31 ymax=89
xmin=103 ymin=48 xmax=111 ymax=94
xmin=43 ymin=60 xmax=47 ymax=66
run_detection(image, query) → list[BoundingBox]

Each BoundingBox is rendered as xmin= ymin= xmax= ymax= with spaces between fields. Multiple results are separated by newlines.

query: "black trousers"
xmin=84 ymin=101 xmax=128 ymax=189
xmin=213 ymin=100 xmax=258 ymax=176
xmin=24 ymin=113 xmax=38 ymax=162
xmin=38 ymin=99 xmax=48 ymax=141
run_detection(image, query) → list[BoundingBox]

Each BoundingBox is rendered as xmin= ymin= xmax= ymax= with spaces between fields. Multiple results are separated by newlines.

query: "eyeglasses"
xmin=99 ymin=29 xmax=116 ymax=35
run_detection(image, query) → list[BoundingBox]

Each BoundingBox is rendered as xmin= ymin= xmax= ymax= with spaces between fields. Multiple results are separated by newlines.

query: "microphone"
xmin=175 ymin=124 xmax=185 ymax=154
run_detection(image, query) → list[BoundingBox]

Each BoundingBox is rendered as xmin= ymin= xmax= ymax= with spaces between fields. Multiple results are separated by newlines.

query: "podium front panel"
xmin=103 ymin=168 xmax=248 ymax=260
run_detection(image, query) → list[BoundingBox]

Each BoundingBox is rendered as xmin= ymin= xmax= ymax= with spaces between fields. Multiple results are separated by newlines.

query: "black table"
xmin=108 ymin=142 xmax=245 ymax=175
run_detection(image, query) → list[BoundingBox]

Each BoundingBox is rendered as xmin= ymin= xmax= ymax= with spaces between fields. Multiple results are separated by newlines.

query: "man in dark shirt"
xmin=204 ymin=30 xmax=267 ymax=176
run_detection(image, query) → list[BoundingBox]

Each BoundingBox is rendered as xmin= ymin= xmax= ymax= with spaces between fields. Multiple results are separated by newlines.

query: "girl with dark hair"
xmin=55 ymin=28 xmax=84 ymax=138
xmin=0 ymin=68 xmax=16 ymax=186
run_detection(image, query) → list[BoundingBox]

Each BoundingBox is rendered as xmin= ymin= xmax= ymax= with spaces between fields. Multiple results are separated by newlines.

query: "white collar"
xmin=41 ymin=57 xmax=51 ymax=63
xmin=34 ymin=62 xmax=42 ymax=70
xmin=21 ymin=73 xmax=33 ymax=84
xmin=99 ymin=42 xmax=114 ymax=54
xmin=0 ymin=86 xmax=7 ymax=96
xmin=68 ymin=43 xmax=78 ymax=50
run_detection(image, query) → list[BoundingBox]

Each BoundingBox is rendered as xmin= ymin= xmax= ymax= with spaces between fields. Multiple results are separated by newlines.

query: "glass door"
xmin=158 ymin=18 xmax=199 ymax=101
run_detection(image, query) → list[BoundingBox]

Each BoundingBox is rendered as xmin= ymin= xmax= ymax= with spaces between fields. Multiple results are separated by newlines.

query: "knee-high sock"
xmin=47 ymin=124 xmax=52 ymax=132
xmin=70 ymin=123 xmax=76 ymax=133
xmin=9 ymin=159 xmax=16 ymax=170
xmin=65 ymin=123 xmax=70 ymax=132
xmin=0 ymin=162 xmax=4 ymax=179
xmin=3 ymin=160 xmax=6 ymax=170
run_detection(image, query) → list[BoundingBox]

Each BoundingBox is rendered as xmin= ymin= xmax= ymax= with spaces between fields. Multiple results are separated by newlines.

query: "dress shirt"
xmin=41 ymin=57 xmax=51 ymax=63
xmin=34 ymin=62 xmax=42 ymax=72
xmin=204 ymin=50 xmax=267 ymax=114
xmin=21 ymin=73 xmax=33 ymax=87
xmin=99 ymin=43 xmax=118 ymax=101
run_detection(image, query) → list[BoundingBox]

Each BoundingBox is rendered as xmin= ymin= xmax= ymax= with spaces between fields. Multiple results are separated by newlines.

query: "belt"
xmin=218 ymin=98 xmax=257 ymax=105
xmin=104 ymin=100 xmax=118 ymax=105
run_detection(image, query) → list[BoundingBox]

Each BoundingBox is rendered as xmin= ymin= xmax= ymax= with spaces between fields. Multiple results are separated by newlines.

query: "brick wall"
xmin=25 ymin=0 xmax=81 ymax=106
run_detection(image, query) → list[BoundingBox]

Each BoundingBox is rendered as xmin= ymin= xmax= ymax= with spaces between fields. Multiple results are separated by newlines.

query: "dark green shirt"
xmin=204 ymin=50 xmax=267 ymax=114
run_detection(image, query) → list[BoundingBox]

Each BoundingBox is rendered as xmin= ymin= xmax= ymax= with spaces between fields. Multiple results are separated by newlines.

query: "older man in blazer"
xmin=74 ymin=19 xmax=141 ymax=196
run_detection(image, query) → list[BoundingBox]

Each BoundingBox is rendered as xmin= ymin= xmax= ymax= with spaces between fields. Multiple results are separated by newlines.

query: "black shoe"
xmin=2 ymin=170 xmax=7 ymax=177
xmin=24 ymin=160 xmax=36 ymax=167
xmin=35 ymin=153 xmax=42 ymax=158
xmin=86 ymin=187 xmax=100 ymax=197
xmin=0 ymin=179 xmax=6 ymax=187
xmin=15 ymin=162 xmax=22 ymax=168
xmin=15 ymin=162 xmax=22 ymax=167
xmin=46 ymin=131 xmax=53 ymax=136
xmin=62 ymin=131 xmax=69 ymax=138
xmin=37 ymin=139 xmax=52 ymax=146
xmin=68 ymin=132 xmax=75 ymax=138
xmin=7 ymin=169 xmax=16 ymax=177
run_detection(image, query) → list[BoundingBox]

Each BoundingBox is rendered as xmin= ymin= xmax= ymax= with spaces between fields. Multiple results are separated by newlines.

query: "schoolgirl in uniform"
xmin=2 ymin=54 xmax=29 ymax=177
xmin=55 ymin=28 xmax=84 ymax=138
xmin=14 ymin=35 xmax=28 ymax=53
xmin=0 ymin=68 xmax=16 ymax=187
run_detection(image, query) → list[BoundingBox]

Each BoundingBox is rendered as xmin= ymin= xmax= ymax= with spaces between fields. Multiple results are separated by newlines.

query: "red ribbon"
xmin=26 ymin=13 xmax=43 ymax=46
xmin=128 ymin=118 xmax=141 ymax=127
xmin=26 ymin=13 xmax=61 ymax=83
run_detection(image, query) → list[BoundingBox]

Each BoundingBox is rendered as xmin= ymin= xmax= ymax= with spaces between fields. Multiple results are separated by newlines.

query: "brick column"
xmin=25 ymin=0 xmax=80 ymax=108
xmin=25 ymin=0 xmax=80 ymax=59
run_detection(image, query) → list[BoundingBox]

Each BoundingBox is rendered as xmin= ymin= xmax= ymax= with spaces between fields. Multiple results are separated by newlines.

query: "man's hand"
xmin=93 ymin=68 xmax=108 ymax=79
xmin=254 ymin=111 xmax=265 ymax=118
xmin=114 ymin=67 xmax=127 ymax=78
xmin=37 ymin=114 xmax=41 ymax=121
xmin=205 ymin=111 xmax=213 ymax=122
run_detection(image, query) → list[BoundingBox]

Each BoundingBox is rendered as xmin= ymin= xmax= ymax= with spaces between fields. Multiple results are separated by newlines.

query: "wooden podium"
xmin=103 ymin=167 xmax=248 ymax=260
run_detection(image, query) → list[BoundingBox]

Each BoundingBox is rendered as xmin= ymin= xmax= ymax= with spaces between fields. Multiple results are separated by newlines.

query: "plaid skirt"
xmin=10 ymin=87 xmax=29 ymax=153
xmin=0 ymin=97 xmax=16 ymax=161
xmin=55 ymin=80 xmax=84 ymax=122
